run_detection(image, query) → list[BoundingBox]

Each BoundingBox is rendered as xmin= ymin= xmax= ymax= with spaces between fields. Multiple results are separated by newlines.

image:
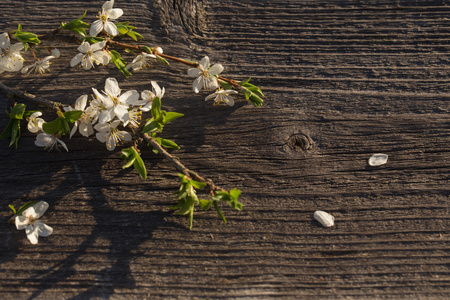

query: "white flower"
xmin=92 ymin=77 xmax=139 ymax=126
xmin=187 ymin=56 xmax=224 ymax=93
xmin=125 ymin=52 xmax=156 ymax=72
xmin=205 ymin=89 xmax=238 ymax=106
xmin=127 ymin=107 xmax=142 ymax=128
xmin=0 ymin=32 xmax=25 ymax=73
xmin=64 ymin=95 xmax=96 ymax=138
xmin=94 ymin=119 xmax=131 ymax=151
xmin=90 ymin=0 xmax=123 ymax=37
xmin=21 ymin=56 xmax=55 ymax=74
xmin=35 ymin=133 xmax=69 ymax=152
xmin=70 ymin=41 xmax=110 ymax=70
xmin=27 ymin=111 xmax=46 ymax=133
xmin=15 ymin=201 xmax=53 ymax=244
xmin=136 ymin=81 xmax=165 ymax=112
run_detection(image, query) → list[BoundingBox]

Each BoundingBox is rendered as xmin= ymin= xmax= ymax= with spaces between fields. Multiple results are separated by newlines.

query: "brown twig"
xmin=0 ymin=82 xmax=63 ymax=111
xmin=143 ymin=133 xmax=223 ymax=194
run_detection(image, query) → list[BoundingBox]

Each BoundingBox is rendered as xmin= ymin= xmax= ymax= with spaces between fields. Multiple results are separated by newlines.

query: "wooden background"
xmin=1 ymin=0 xmax=449 ymax=298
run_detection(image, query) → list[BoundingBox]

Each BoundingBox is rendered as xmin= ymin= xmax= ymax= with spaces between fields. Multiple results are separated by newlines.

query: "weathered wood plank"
xmin=0 ymin=0 xmax=449 ymax=299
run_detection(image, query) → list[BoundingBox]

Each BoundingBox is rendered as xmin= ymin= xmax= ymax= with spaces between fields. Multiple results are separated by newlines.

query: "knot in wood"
xmin=286 ymin=133 xmax=313 ymax=152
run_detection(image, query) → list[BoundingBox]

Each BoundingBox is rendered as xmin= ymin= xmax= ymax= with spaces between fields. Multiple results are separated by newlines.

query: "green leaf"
xmin=229 ymin=188 xmax=242 ymax=200
xmin=159 ymin=138 xmax=179 ymax=149
xmin=133 ymin=153 xmax=147 ymax=180
xmin=163 ymin=112 xmax=184 ymax=124
xmin=10 ymin=103 xmax=26 ymax=119
xmin=142 ymin=119 xmax=161 ymax=133
xmin=14 ymin=24 xmax=40 ymax=51
xmin=82 ymin=36 xmax=106 ymax=44
xmin=199 ymin=199 xmax=212 ymax=210
xmin=218 ymin=80 xmax=233 ymax=90
xmin=0 ymin=120 xmax=13 ymax=140
xmin=61 ymin=10 xmax=90 ymax=36
xmin=141 ymin=45 xmax=153 ymax=55
xmin=157 ymin=55 xmax=170 ymax=65
xmin=16 ymin=201 xmax=39 ymax=216
xmin=10 ymin=120 xmax=20 ymax=148
xmin=190 ymin=180 xmax=206 ymax=189
xmin=128 ymin=31 xmax=143 ymax=41
xmin=110 ymin=50 xmax=132 ymax=77
xmin=213 ymin=201 xmax=227 ymax=223
xmin=151 ymin=97 xmax=161 ymax=119
xmin=63 ymin=110 xmax=82 ymax=123
xmin=42 ymin=117 xmax=69 ymax=135
xmin=8 ymin=205 xmax=16 ymax=215
xmin=121 ymin=147 xmax=147 ymax=179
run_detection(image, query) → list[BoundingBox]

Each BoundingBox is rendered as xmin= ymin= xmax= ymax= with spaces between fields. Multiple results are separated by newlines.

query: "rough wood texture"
xmin=1 ymin=0 xmax=449 ymax=299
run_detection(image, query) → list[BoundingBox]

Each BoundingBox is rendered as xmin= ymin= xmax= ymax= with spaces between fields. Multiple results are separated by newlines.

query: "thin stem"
xmin=143 ymin=133 xmax=223 ymax=194
xmin=0 ymin=82 xmax=63 ymax=111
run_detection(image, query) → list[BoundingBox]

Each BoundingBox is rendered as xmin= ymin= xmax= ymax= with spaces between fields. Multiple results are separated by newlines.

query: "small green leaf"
xmin=0 ymin=120 xmax=13 ymax=140
xmin=8 ymin=205 xmax=16 ymax=215
xmin=42 ymin=117 xmax=68 ymax=135
xmin=213 ymin=201 xmax=226 ymax=223
xmin=142 ymin=119 xmax=161 ymax=133
xmin=16 ymin=201 xmax=39 ymax=216
xmin=133 ymin=153 xmax=147 ymax=180
xmin=110 ymin=50 xmax=132 ymax=77
xmin=14 ymin=24 xmax=40 ymax=51
xmin=163 ymin=112 xmax=184 ymax=124
xmin=82 ymin=36 xmax=106 ymax=44
xmin=121 ymin=147 xmax=147 ymax=179
xmin=190 ymin=180 xmax=206 ymax=189
xmin=159 ymin=138 xmax=179 ymax=149
xmin=151 ymin=97 xmax=161 ymax=119
xmin=10 ymin=103 xmax=26 ymax=119
xmin=63 ymin=110 xmax=82 ymax=123
xmin=61 ymin=10 xmax=89 ymax=36
xmin=157 ymin=55 xmax=170 ymax=65
xmin=199 ymin=199 xmax=212 ymax=210
xmin=141 ymin=45 xmax=153 ymax=55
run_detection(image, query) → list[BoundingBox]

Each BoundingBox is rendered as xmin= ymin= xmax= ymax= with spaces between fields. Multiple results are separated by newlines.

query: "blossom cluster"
xmin=28 ymin=77 xmax=164 ymax=151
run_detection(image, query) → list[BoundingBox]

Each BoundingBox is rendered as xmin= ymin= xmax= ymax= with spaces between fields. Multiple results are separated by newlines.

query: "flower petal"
xmin=119 ymin=90 xmax=139 ymax=105
xmin=96 ymin=131 xmax=108 ymax=143
xmin=187 ymin=68 xmax=201 ymax=78
xmin=98 ymin=108 xmax=115 ymax=124
xmin=108 ymin=8 xmax=123 ymax=19
xmin=35 ymin=221 xmax=53 ymax=237
xmin=103 ymin=0 xmax=115 ymax=11
xmin=90 ymin=20 xmax=104 ymax=37
xmin=118 ymin=131 xmax=132 ymax=142
xmin=70 ymin=53 xmax=84 ymax=67
xmin=15 ymin=216 xmax=29 ymax=230
xmin=33 ymin=201 xmax=49 ymax=218
xmin=192 ymin=77 xmax=203 ymax=93
xmin=10 ymin=43 xmax=24 ymax=53
xmin=105 ymin=77 xmax=120 ymax=97
xmin=104 ymin=21 xmax=119 ymax=36
xmin=106 ymin=134 xmax=117 ymax=151
xmin=69 ymin=123 xmax=78 ymax=138
xmin=209 ymin=63 xmax=224 ymax=76
xmin=91 ymin=40 xmax=106 ymax=52
xmin=74 ymin=94 xmax=88 ymax=110
xmin=199 ymin=56 xmax=210 ymax=70
xmin=77 ymin=41 xmax=91 ymax=54
xmin=26 ymin=225 xmax=39 ymax=244
xmin=0 ymin=32 xmax=10 ymax=50
xmin=205 ymin=92 xmax=217 ymax=101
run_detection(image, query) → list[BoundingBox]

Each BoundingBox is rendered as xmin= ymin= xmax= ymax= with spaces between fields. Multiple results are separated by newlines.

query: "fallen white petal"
xmin=368 ymin=153 xmax=388 ymax=166
xmin=314 ymin=210 xmax=335 ymax=227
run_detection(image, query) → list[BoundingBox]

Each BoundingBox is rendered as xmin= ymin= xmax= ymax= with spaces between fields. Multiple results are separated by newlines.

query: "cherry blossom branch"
xmin=107 ymin=40 xmax=240 ymax=87
xmin=0 ymin=81 xmax=223 ymax=194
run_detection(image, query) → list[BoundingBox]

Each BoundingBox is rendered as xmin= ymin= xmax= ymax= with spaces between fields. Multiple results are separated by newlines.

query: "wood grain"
xmin=0 ymin=0 xmax=449 ymax=299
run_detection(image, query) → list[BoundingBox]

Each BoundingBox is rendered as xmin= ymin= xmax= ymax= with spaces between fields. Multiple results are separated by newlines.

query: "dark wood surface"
xmin=1 ymin=0 xmax=449 ymax=299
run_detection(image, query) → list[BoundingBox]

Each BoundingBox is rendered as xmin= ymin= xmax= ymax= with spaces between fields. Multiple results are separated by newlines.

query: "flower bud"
xmin=51 ymin=48 xmax=60 ymax=58
xmin=314 ymin=210 xmax=335 ymax=227
xmin=155 ymin=47 xmax=163 ymax=55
